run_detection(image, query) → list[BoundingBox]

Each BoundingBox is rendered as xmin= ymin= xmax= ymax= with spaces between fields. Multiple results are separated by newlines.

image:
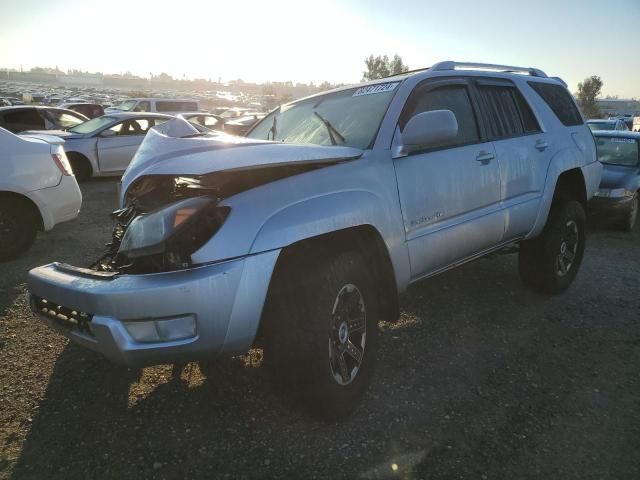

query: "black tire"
xmin=519 ymin=200 xmax=586 ymax=295
xmin=616 ymin=194 xmax=638 ymax=232
xmin=0 ymin=197 xmax=38 ymax=261
xmin=264 ymin=249 xmax=379 ymax=419
xmin=68 ymin=153 xmax=91 ymax=182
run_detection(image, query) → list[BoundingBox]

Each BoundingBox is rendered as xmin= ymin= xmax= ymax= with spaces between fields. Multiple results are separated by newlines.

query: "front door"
xmin=96 ymin=118 xmax=152 ymax=173
xmin=393 ymin=79 xmax=504 ymax=279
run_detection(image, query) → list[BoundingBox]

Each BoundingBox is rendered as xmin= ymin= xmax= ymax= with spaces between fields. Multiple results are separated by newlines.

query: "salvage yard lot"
xmin=1 ymin=180 xmax=639 ymax=479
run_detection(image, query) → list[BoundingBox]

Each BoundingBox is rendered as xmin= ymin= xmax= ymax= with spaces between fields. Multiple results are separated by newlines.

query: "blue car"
xmin=590 ymin=131 xmax=640 ymax=231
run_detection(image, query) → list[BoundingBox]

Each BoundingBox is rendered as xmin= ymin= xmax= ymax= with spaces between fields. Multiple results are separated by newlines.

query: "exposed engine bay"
xmin=90 ymin=162 xmax=339 ymax=274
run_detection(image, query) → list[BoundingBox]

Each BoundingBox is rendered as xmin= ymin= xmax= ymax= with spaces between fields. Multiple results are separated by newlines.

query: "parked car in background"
xmin=224 ymin=113 xmax=266 ymax=136
xmin=587 ymin=118 xmax=629 ymax=131
xmin=0 ymin=96 xmax=23 ymax=106
xmin=590 ymin=131 xmax=639 ymax=231
xmin=633 ymin=116 xmax=640 ymax=132
xmin=0 ymin=127 xmax=82 ymax=260
xmin=22 ymin=112 xmax=172 ymax=180
xmin=60 ymin=102 xmax=105 ymax=119
xmin=105 ymin=98 xmax=199 ymax=114
xmin=28 ymin=61 xmax=601 ymax=419
xmin=609 ymin=115 xmax=634 ymax=130
xmin=0 ymin=106 xmax=88 ymax=133
xmin=180 ymin=112 xmax=224 ymax=132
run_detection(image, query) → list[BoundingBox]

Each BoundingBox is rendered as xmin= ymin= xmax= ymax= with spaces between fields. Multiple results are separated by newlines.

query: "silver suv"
xmin=29 ymin=61 xmax=602 ymax=418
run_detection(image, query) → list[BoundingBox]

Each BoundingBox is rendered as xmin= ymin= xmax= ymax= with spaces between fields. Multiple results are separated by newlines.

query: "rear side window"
xmin=476 ymin=85 xmax=541 ymax=139
xmin=528 ymin=82 xmax=583 ymax=126
xmin=403 ymin=85 xmax=480 ymax=149
xmin=1 ymin=109 xmax=44 ymax=132
xmin=156 ymin=101 xmax=198 ymax=112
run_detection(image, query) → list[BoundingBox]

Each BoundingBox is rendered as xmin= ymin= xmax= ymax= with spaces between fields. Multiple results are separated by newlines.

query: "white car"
xmin=0 ymin=127 xmax=82 ymax=260
xmin=23 ymin=112 xmax=172 ymax=180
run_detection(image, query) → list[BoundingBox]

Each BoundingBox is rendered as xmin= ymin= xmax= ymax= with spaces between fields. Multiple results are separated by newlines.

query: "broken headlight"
xmin=118 ymin=196 xmax=229 ymax=261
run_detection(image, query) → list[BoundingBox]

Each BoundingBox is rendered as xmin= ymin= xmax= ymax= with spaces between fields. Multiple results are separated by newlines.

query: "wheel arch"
xmin=255 ymin=224 xmax=400 ymax=346
xmin=66 ymin=151 xmax=93 ymax=178
xmin=0 ymin=190 xmax=44 ymax=230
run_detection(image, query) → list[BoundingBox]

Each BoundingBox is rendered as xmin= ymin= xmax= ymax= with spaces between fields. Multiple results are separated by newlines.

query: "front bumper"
xmin=28 ymin=250 xmax=280 ymax=367
xmin=589 ymin=194 xmax=635 ymax=218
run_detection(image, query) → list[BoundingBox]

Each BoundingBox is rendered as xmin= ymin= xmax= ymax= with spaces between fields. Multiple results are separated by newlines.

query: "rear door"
xmin=393 ymin=78 xmax=504 ymax=279
xmin=473 ymin=78 xmax=549 ymax=239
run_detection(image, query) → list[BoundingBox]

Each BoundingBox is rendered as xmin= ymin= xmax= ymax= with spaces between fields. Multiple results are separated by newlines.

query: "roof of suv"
xmin=288 ymin=61 xmax=562 ymax=106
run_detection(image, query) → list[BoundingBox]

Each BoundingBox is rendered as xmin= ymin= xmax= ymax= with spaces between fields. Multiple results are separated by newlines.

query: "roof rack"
xmin=431 ymin=61 xmax=548 ymax=78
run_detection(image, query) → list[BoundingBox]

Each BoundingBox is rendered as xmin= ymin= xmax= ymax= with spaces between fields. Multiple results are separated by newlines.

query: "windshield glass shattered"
xmin=246 ymin=82 xmax=400 ymax=149
xmin=596 ymin=136 xmax=639 ymax=166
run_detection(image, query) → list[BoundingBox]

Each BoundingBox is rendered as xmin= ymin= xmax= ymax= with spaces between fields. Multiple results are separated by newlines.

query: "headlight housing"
xmin=118 ymin=196 xmax=229 ymax=261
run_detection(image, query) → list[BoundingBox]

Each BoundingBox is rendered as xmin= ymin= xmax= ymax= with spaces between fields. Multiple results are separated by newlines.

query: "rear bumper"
xmin=28 ymin=250 xmax=280 ymax=367
xmin=30 ymin=175 xmax=82 ymax=230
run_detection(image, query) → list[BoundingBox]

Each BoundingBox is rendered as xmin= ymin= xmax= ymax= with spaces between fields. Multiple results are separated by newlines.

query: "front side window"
xmin=111 ymin=119 xmax=151 ymax=136
xmin=528 ymin=82 xmax=583 ymax=126
xmin=595 ymin=136 xmax=639 ymax=166
xmin=247 ymin=83 xmax=399 ymax=149
xmin=401 ymin=84 xmax=479 ymax=149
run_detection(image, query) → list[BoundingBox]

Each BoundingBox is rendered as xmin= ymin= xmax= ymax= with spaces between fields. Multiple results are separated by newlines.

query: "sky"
xmin=0 ymin=0 xmax=639 ymax=98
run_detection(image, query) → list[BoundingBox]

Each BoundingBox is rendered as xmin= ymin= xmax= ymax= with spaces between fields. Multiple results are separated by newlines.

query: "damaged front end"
xmin=92 ymin=161 xmax=338 ymax=274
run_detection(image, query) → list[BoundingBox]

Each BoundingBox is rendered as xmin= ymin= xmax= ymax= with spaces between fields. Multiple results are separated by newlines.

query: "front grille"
xmin=32 ymin=295 xmax=95 ymax=336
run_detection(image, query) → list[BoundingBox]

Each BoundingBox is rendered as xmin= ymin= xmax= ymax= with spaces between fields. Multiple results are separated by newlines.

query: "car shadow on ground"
xmin=6 ymin=227 xmax=640 ymax=479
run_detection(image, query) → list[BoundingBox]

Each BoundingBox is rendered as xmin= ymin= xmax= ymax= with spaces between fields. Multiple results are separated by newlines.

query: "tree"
xmin=576 ymin=75 xmax=603 ymax=118
xmin=362 ymin=54 xmax=409 ymax=81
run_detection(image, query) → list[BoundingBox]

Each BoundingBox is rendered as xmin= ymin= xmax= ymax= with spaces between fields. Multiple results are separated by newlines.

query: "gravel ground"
xmin=1 ymin=179 xmax=639 ymax=479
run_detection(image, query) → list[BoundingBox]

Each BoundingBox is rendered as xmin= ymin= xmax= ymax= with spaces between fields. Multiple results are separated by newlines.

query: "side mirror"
xmin=399 ymin=110 xmax=458 ymax=155
xmin=99 ymin=129 xmax=116 ymax=138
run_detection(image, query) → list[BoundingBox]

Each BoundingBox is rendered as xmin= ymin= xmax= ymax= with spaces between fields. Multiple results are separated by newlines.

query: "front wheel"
xmin=265 ymin=250 xmax=379 ymax=419
xmin=519 ymin=200 xmax=586 ymax=295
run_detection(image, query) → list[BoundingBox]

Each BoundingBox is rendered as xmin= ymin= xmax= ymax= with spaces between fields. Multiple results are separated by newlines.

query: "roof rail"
xmin=431 ymin=61 xmax=547 ymax=78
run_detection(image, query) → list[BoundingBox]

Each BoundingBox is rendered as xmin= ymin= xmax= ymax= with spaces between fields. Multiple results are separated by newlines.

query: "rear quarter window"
xmin=528 ymin=82 xmax=583 ymax=127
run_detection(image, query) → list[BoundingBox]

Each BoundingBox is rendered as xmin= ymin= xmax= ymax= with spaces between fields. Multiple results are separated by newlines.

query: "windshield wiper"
xmin=268 ymin=115 xmax=277 ymax=140
xmin=314 ymin=111 xmax=345 ymax=146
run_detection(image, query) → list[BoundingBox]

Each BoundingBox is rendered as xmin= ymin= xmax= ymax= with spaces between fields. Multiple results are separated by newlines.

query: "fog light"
xmin=124 ymin=315 xmax=197 ymax=343
xmin=125 ymin=321 xmax=160 ymax=342
xmin=156 ymin=316 xmax=197 ymax=341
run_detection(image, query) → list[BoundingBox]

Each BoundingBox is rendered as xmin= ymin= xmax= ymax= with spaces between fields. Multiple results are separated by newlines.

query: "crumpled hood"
xmin=599 ymin=164 xmax=638 ymax=189
xmin=120 ymin=118 xmax=363 ymax=202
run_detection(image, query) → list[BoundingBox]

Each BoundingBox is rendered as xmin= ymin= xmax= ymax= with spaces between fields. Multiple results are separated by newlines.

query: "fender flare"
xmin=249 ymin=189 xmax=410 ymax=291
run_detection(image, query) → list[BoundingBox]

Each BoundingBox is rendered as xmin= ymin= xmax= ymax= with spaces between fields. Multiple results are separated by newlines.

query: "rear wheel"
xmin=0 ymin=197 xmax=38 ymax=261
xmin=264 ymin=249 xmax=379 ymax=419
xmin=68 ymin=153 xmax=91 ymax=182
xmin=617 ymin=193 xmax=638 ymax=232
xmin=519 ymin=200 xmax=586 ymax=295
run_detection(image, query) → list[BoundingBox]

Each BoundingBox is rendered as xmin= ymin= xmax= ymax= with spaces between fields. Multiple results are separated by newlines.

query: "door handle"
xmin=475 ymin=151 xmax=495 ymax=164
xmin=535 ymin=139 xmax=549 ymax=151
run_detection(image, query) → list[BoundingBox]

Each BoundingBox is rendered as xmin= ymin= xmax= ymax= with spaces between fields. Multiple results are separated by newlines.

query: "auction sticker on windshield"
xmin=353 ymin=82 xmax=399 ymax=97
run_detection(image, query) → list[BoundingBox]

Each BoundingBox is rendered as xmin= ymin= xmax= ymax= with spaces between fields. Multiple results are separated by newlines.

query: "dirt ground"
xmin=1 ymin=179 xmax=638 ymax=480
